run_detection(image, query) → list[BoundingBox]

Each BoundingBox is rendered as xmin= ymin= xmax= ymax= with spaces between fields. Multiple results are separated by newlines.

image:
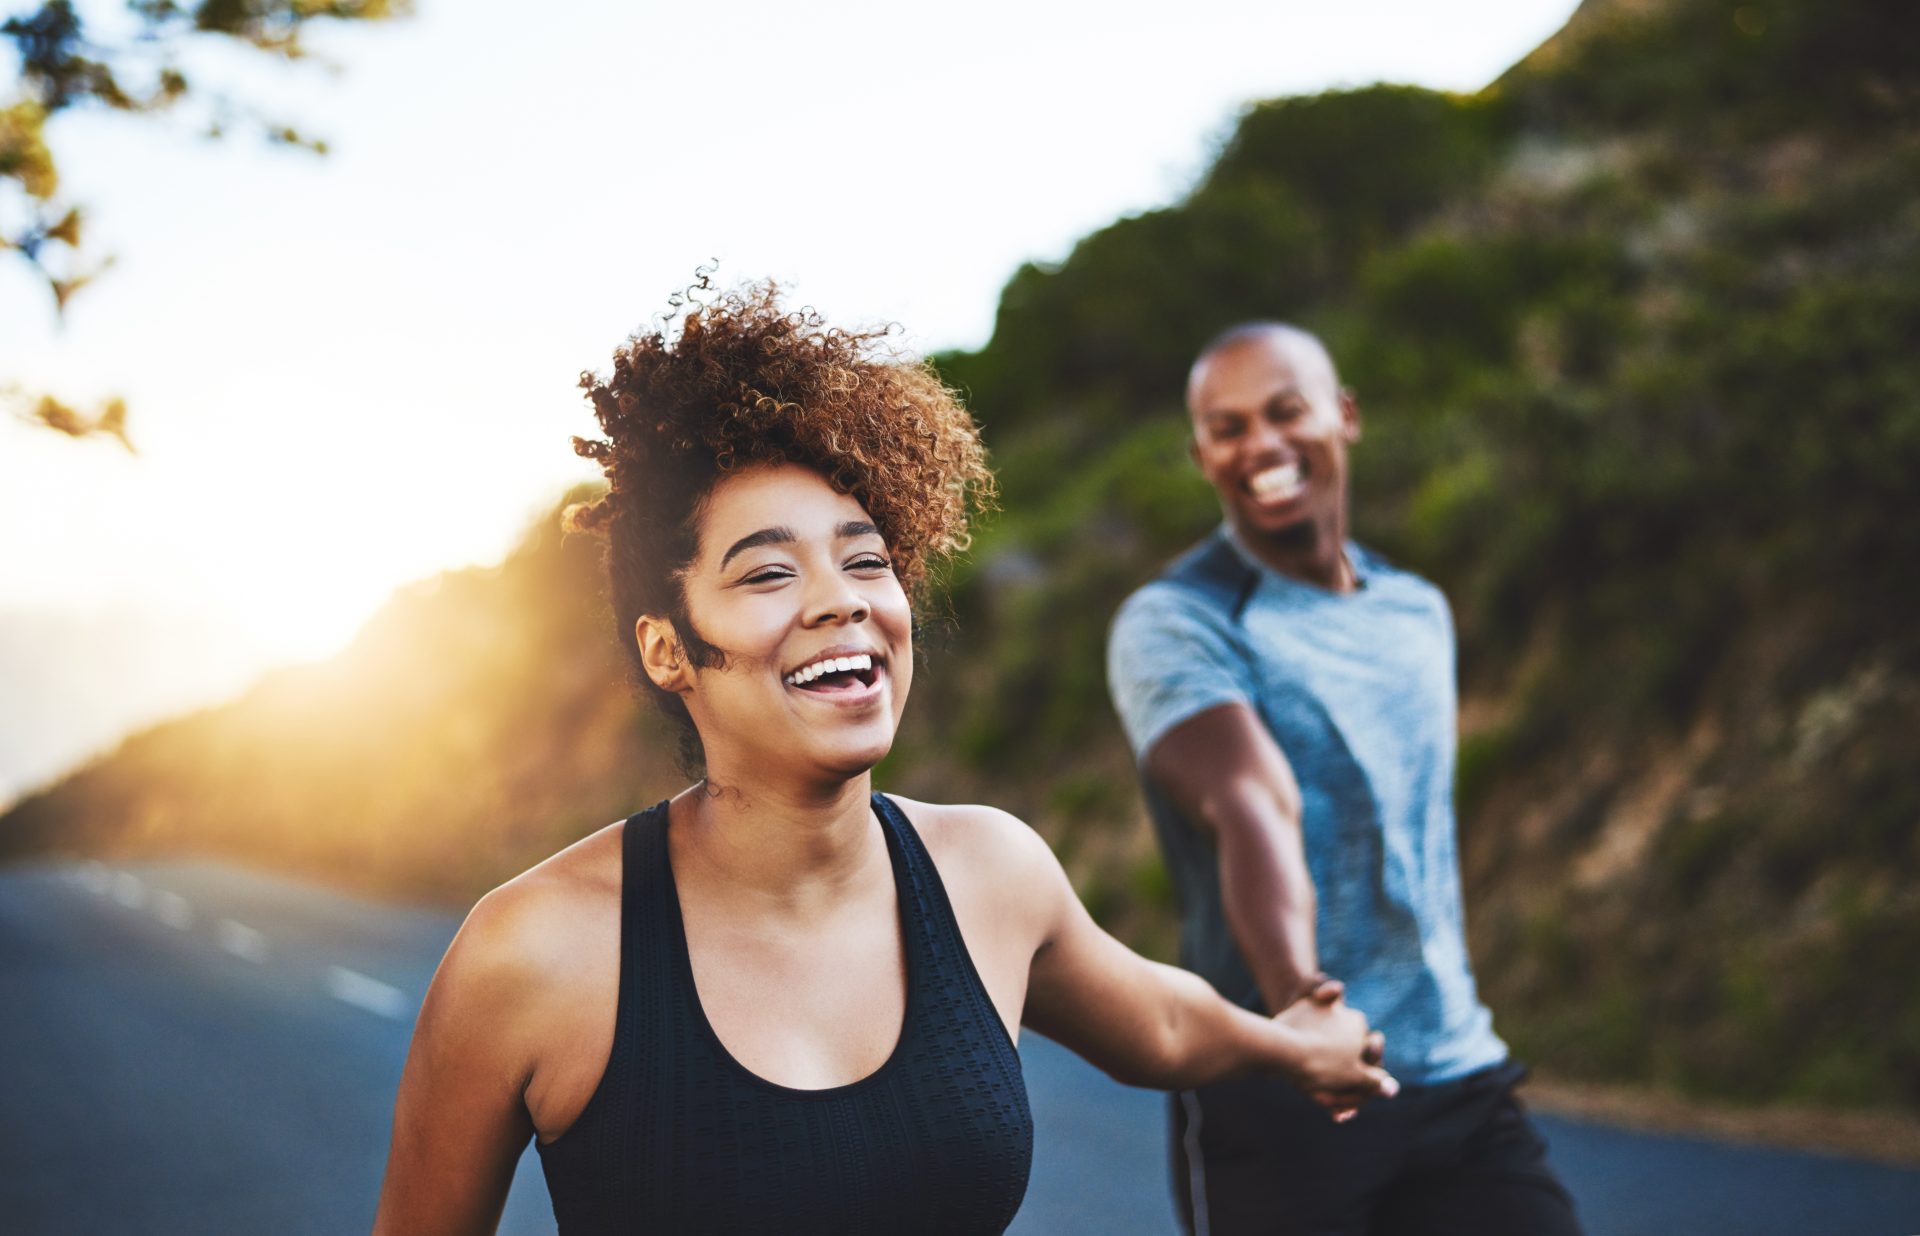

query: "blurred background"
xmin=5 ymin=0 xmax=1919 ymax=1232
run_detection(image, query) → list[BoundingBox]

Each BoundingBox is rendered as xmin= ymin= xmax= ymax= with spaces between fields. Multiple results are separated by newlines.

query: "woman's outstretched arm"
xmin=997 ymin=811 xmax=1395 ymax=1109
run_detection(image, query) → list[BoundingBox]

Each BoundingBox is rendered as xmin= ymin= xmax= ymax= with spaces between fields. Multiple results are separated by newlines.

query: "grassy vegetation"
xmin=917 ymin=0 xmax=1920 ymax=1114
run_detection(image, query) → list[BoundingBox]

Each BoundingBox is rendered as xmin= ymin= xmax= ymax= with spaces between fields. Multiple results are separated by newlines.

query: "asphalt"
xmin=3 ymin=857 xmax=1917 ymax=1235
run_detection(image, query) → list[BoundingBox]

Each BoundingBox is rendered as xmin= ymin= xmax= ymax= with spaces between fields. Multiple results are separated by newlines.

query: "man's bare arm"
xmin=1144 ymin=701 xmax=1321 ymax=1015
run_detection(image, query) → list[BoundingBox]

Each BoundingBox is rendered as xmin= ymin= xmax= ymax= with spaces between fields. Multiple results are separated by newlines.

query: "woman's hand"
xmin=1273 ymin=986 xmax=1397 ymax=1121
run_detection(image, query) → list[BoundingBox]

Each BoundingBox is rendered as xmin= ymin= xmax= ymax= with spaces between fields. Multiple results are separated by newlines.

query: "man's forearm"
xmin=1142 ymin=702 xmax=1325 ymax=1016
xmin=1207 ymin=794 xmax=1320 ymax=1014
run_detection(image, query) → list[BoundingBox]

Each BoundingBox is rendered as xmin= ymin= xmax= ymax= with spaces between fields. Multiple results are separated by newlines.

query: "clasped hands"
xmin=1275 ymin=974 xmax=1397 ymax=1122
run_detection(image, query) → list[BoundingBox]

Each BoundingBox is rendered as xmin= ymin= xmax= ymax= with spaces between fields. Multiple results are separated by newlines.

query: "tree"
xmin=2 ymin=0 xmax=408 ymax=447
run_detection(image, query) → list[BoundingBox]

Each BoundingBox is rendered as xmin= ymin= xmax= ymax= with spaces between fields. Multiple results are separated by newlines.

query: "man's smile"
xmin=1247 ymin=460 xmax=1308 ymax=507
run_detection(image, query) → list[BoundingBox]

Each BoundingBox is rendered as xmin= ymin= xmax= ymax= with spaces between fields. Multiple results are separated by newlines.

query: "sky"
xmin=0 ymin=0 xmax=1581 ymax=803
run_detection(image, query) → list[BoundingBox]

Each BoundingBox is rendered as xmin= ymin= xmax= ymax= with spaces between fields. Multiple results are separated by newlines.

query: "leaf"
xmin=10 ymin=390 xmax=136 ymax=452
xmin=44 ymin=206 xmax=82 ymax=246
xmin=47 ymin=253 xmax=116 ymax=315
xmin=0 ymin=100 xmax=58 ymax=198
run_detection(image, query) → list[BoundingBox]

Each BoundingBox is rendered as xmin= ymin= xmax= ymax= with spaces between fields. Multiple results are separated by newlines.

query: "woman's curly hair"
xmin=565 ymin=278 xmax=995 ymax=768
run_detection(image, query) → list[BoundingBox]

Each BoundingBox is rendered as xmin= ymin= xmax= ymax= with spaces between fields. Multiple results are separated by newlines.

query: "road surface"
xmin=3 ymin=857 xmax=1918 ymax=1234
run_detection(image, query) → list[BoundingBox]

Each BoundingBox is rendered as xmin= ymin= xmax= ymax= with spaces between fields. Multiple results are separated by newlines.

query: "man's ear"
xmin=636 ymin=615 xmax=690 ymax=694
xmin=1339 ymin=388 xmax=1362 ymax=444
xmin=1188 ymin=434 xmax=1203 ymax=468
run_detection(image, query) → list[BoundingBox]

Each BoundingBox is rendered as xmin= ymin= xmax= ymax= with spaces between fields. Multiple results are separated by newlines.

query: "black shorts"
xmin=1170 ymin=1060 xmax=1582 ymax=1236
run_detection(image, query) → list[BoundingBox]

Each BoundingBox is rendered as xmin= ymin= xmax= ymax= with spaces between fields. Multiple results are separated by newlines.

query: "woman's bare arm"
xmin=994 ymin=811 xmax=1394 ymax=1103
xmin=372 ymin=885 xmax=553 ymax=1236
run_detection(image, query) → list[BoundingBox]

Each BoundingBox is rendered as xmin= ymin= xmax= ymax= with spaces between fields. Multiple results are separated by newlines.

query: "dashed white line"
xmin=326 ymin=966 xmax=410 ymax=1020
xmin=111 ymin=872 xmax=147 ymax=909
xmin=215 ymin=918 xmax=270 ymax=963
xmin=71 ymin=866 xmax=413 ymax=1019
xmin=152 ymin=890 xmax=193 ymax=930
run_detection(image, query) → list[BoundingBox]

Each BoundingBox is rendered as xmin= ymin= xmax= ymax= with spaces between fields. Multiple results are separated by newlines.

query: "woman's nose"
xmin=805 ymin=575 xmax=869 ymax=626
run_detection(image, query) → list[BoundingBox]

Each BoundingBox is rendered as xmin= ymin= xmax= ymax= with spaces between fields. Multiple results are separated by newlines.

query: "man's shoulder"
xmin=1114 ymin=531 xmax=1253 ymax=627
xmin=1352 ymin=542 xmax=1452 ymax=618
xmin=1352 ymin=540 xmax=1419 ymax=584
xmin=1161 ymin=529 xmax=1257 ymax=592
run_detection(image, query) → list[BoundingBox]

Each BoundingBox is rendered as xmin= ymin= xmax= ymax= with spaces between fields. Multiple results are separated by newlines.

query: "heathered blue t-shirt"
xmin=1107 ymin=526 xmax=1506 ymax=1085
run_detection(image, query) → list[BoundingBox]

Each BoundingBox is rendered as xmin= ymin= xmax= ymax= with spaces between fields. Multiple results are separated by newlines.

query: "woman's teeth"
xmin=784 ymin=653 xmax=875 ymax=687
xmin=1249 ymin=463 xmax=1303 ymax=501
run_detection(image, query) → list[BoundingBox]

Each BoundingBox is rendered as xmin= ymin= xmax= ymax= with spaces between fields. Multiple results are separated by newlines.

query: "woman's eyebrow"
xmin=837 ymin=520 xmax=881 ymax=540
xmin=720 ymin=526 xmax=795 ymax=568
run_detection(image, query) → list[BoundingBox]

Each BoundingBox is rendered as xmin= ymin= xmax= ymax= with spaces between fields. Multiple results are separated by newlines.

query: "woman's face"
xmin=667 ymin=462 xmax=913 ymax=784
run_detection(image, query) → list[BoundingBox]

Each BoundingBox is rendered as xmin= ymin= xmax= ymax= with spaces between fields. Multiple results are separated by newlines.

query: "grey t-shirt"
xmin=1107 ymin=526 xmax=1506 ymax=1084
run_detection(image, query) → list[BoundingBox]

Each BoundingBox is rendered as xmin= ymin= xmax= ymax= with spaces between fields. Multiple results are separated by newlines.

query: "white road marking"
xmin=215 ymin=918 xmax=270 ymax=963
xmin=326 ymin=966 xmax=410 ymax=1020
xmin=75 ymin=870 xmax=412 ymax=1023
xmin=111 ymin=872 xmax=146 ymax=909
xmin=152 ymin=890 xmax=193 ymax=930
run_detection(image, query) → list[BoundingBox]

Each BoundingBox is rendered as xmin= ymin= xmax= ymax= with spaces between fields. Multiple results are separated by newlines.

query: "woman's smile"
xmin=673 ymin=462 xmax=915 ymax=774
xmin=783 ymin=645 xmax=888 ymax=703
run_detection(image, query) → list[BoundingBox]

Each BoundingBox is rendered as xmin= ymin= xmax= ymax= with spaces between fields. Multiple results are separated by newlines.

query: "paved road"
xmin=3 ymin=857 xmax=1918 ymax=1234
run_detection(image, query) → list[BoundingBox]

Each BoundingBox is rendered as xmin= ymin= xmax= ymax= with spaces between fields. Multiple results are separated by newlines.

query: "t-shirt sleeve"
xmin=1106 ymin=586 xmax=1256 ymax=762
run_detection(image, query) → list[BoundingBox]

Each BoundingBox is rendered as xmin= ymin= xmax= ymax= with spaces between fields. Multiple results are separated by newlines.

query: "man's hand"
xmin=1275 ymin=980 xmax=1393 ymax=1121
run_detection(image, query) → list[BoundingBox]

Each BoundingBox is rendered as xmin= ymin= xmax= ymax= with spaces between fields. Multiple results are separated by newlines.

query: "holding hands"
xmin=1275 ymin=977 xmax=1397 ymax=1121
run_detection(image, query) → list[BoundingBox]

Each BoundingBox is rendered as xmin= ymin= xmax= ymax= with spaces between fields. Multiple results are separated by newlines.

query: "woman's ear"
xmin=636 ymin=615 xmax=690 ymax=694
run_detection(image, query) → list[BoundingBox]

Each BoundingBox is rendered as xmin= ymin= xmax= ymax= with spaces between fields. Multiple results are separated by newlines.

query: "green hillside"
xmin=5 ymin=0 xmax=1917 ymax=1115
xmin=922 ymin=0 xmax=1920 ymax=1112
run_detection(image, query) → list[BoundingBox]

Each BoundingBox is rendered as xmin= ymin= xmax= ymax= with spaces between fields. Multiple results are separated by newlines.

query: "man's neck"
xmin=1228 ymin=518 xmax=1358 ymax=593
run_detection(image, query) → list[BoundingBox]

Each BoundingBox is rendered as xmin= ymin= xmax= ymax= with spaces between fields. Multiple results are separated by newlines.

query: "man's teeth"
xmin=1249 ymin=463 xmax=1303 ymax=499
xmin=784 ymin=653 xmax=874 ymax=687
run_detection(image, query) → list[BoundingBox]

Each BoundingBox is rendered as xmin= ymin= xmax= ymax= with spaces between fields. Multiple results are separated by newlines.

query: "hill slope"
xmin=0 ymin=506 xmax=677 ymax=904
xmin=924 ymin=0 xmax=1920 ymax=1112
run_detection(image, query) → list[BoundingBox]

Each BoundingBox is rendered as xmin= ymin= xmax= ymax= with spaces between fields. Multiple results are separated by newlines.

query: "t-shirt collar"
xmin=1218 ymin=523 xmax=1371 ymax=594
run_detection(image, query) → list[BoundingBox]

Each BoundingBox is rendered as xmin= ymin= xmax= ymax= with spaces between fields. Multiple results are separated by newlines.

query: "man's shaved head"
xmin=1187 ymin=322 xmax=1340 ymax=409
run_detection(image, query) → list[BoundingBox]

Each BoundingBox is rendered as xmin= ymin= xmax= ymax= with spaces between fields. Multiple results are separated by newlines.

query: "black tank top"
xmin=535 ymin=793 xmax=1033 ymax=1234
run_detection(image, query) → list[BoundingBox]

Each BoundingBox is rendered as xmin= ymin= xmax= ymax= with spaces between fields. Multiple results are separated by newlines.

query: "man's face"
xmin=1186 ymin=333 xmax=1359 ymax=550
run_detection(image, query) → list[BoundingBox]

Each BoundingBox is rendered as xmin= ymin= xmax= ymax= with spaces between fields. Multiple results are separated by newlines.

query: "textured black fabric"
xmin=536 ymin=793 xmax=1033 ymax=1234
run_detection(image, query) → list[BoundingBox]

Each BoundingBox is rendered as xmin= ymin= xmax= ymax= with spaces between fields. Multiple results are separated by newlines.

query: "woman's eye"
xmin=743 ymin=568 xmax=792 ymax=585
xmin=851 ymin=556 xmax=891 ymax=571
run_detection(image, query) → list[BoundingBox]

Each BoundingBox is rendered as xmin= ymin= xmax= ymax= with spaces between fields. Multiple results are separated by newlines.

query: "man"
xmin=1106 ymin=323 xmax=1581 ymax=1235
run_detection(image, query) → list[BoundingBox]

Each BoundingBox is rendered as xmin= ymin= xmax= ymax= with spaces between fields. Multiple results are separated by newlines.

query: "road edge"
xmin=1523 ymin=1075 xmax=1920 ymax=1168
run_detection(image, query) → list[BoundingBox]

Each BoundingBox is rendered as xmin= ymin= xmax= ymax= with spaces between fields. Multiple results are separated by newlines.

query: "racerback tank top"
xmin=535 ymin=793 xmax=1033 ymax=1234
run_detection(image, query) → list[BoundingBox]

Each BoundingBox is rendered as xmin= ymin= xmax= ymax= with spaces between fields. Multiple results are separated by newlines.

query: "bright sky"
xmin=0 ymin=0 xmax=1580 ymax=801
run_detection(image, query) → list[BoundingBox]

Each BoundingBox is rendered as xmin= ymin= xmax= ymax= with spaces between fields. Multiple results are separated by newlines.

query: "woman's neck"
xmin=668 ymin=766 xmax=882 ymax=915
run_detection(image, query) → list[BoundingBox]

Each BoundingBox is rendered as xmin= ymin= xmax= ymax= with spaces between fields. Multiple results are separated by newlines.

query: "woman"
xmin=373 ymin=283 xmax=1395 ymax=1235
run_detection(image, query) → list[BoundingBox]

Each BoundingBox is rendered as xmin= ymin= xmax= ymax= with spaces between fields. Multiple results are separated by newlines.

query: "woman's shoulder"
xmin=882 ymin=794 xmax=1076 ymax=968
xmin=405 ymin=821 xmax=628 ymax=1131
xmin=438 ymin=820 xmax=627 ymax=1012
xmin=882 ymin=795 xmax=1065 ymax=897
